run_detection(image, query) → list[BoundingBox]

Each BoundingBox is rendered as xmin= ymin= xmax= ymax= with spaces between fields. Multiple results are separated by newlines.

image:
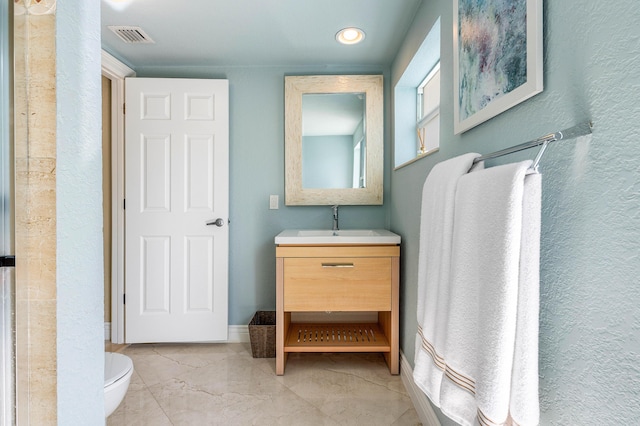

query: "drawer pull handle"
xmin=321 ymin=263 xmax=354 ymax=268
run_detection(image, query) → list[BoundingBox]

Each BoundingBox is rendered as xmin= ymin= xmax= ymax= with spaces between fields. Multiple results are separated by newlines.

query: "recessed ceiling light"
xmin=336 ymin=27 xmax=366 ymax=45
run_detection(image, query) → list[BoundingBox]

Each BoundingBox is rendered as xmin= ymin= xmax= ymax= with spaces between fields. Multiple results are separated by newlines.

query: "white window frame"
xmin=416 ymin=62 xmax=440 ymax=156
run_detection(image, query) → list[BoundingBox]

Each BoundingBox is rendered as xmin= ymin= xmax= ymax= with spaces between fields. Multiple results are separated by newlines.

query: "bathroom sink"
xmin=275 ymin=229 xmax=401 ymax=245
xmin=297 ymin=230 xmax=376 ymax=237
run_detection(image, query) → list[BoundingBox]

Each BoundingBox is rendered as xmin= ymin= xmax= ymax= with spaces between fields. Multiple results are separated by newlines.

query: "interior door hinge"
xmin=123 ymin=294 xmax=126 ymax=304
xmin=123 ymin=103 xmax=126 ymax=114
xmin=123 ymin=199 xmax=126 ymax=210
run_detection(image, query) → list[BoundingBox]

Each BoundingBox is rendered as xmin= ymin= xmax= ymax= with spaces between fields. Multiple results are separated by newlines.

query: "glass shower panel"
xmin=0 ymin=0 xmax=16 ymax=424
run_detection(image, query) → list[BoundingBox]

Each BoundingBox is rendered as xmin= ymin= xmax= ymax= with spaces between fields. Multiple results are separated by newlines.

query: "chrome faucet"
xmin=332 ymin=205 xmax=339 ymax=231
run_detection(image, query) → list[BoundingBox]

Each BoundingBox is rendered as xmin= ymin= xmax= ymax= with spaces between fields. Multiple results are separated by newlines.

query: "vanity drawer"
xmin=283 ymin=257 xmax=392 ymax=311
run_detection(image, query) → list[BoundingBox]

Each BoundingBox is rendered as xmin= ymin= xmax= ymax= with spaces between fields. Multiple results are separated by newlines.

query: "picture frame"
xmin=453 ymin=0 xmax=543 ymax=134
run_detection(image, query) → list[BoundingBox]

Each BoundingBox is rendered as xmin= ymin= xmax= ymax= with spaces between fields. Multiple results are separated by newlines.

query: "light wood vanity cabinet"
xmin=276 ymin=245 xmax=400 ymax=375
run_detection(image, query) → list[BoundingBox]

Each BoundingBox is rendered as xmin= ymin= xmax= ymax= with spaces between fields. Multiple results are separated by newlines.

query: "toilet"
xmin=104 ymin=352 xmax=134 ymax=417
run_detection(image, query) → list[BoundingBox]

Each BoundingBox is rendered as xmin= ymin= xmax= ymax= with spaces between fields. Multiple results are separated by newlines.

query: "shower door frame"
xmin=0 ymin=0 xmax=16 ymax=424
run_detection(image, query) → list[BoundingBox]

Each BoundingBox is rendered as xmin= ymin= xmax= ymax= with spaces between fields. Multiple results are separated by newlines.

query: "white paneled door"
xmin=125 ymin=78 xmax=229 ymax=343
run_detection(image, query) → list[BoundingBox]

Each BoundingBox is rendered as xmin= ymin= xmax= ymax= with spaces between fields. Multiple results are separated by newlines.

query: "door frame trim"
xmin=101 ymin=50 xmax=134 ymax=343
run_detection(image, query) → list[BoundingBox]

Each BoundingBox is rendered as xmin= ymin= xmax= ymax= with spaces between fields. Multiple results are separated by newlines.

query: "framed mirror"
xmin=285 ymin=75 xmax=383 ymax=205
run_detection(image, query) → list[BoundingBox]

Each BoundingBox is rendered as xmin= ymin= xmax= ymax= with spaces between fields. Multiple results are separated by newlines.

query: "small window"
xmin=393 ymin=16 xmax=440 ymax=168
xmin=416 ymin=62 xmax=440 ymax=156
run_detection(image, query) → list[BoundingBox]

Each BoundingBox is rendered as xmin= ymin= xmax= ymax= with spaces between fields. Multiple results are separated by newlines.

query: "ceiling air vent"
xmin=108 ymin=26 xmax=155 ymax=44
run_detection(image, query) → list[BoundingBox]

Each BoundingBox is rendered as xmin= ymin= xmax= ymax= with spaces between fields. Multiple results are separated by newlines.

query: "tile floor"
xmin=107 ymin=343 xmax=421 ymax=425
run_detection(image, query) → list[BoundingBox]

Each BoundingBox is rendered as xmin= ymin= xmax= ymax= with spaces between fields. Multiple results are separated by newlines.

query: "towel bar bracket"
xmin=531 ymin=141 xmax=549 ymax=171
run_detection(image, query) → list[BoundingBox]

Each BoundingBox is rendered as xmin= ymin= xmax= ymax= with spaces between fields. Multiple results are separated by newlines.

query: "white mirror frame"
xmin=285 ymin=75 xmax=383 ymax=205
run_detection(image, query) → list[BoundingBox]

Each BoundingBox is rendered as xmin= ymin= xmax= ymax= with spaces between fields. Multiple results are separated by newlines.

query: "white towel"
xmin=509 ymin=168 xmax=541 ymax=426
xmin=439 ymin=160 xmax=540 ymax=426
xmin=413 ymin=153 xmax=481 ymax=405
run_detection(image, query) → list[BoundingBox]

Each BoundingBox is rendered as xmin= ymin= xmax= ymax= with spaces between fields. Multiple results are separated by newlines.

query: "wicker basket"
xmin=248 ymin=311 xmax=276 ymax=358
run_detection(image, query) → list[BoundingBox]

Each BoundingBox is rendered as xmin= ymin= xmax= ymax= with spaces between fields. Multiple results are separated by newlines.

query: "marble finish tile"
xmin=277 ymin=353 xmax=415 ymax=425
xmin=109 ymin=343 xmax=421 ymax=425
xmin=107 ymin=371 xmax=172 ymax=426
xmin=12 ymin=6 xmax=58 ymax=423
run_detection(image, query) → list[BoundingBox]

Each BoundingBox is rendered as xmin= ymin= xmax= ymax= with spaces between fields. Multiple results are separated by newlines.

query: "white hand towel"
xmin=438 ymin=161 xmax=540 ymax=426
xmin=413 ymin=153 xmax=481 ymax=405
xmin=509 ymin=170 xmax=540 ymax=426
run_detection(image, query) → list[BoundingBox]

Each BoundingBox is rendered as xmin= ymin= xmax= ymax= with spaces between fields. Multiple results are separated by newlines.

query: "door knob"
xmin=206 ymin=218 xmax=225 ymax=227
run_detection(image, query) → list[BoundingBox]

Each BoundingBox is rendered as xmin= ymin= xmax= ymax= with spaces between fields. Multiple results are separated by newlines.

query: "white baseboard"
xmin=400 ymin=351 xmax=441 ymax=426
xmin=227 ymin=325 xmax=250 ymax=343
xmin=104 ymin=323 xmax=250 ymax=343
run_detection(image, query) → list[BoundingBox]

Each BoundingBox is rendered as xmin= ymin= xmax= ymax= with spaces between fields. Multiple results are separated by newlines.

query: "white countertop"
xmin=275 ymin=229 xmax=401 ymax=245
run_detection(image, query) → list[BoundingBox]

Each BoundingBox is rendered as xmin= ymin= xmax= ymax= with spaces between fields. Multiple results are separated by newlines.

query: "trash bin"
xmin=248 ymin=311 xmax=276 ymax=358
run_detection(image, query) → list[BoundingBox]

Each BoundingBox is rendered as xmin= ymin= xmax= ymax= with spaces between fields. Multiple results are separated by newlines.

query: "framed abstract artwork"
xmin=453 ymin=0 xmax=543 ymax=134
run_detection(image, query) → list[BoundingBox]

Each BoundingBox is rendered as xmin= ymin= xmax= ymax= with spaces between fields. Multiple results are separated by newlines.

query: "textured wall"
xmin=391 ymin=0 xmax=640 ymax=424
xmin=56 ymin=0 xmax=105 ymax=423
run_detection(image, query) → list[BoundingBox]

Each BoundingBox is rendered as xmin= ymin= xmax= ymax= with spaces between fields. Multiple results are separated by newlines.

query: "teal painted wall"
xmin=134 ymin=66 xmax=392 ymax=325
xmin=391 ymin=0 xmax=640 ymax=424
xmin=57 ymin=0 xmax=105 ymax=423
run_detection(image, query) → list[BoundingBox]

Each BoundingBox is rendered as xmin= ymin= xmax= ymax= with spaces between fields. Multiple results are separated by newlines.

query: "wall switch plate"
xmin=269 ymin=195 xmax=279 ymax=210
